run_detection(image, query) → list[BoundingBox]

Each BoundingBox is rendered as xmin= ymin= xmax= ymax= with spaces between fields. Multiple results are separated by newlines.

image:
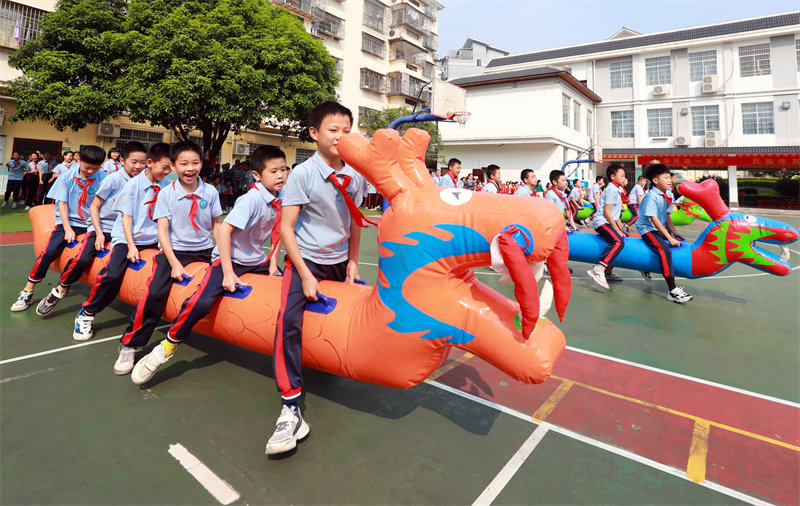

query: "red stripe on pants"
xmin=120 ymin=255 xmax=161 ymax=346
xmin=273 ymin=259 xmax=300 ymax=399
xmin=60 ymin=232 xmax=92 ymax=285
xmin=598 ymin=224 xmax=624 ymax=267
xmin=168 ymin=260 xmax=219 ymax=340
xmin=643 ymin=232 xmax=673 ymax=278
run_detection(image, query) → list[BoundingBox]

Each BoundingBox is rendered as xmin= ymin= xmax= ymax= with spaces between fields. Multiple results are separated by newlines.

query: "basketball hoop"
xmin=451 ymin=111 xmax=471 ymax=128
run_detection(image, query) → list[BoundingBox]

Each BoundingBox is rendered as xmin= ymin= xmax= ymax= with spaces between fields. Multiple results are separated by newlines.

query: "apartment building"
xmin=0 ymin=0 xmax=443 ymax=166
xmin=478 ymin=12 xmax=800 ymax=203
xmin=438 ymin=37 xmax=509 ymax=81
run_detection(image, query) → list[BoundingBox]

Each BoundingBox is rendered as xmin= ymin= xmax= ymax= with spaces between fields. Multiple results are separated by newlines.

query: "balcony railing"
xmin=362 ymin=0 xmax=387 ymax=33
xmin=274 ymin=0 xmax=316 ymax=18
xmin=362 ymin=32 xmax=385 ymax=58
xmin=312 ymin=9 xmax=345 ymax=40
xmin=423 ymin=32 xmax=437 ymax=51
xmin=447 ymin=48 xmax=473 ymax=60
xmin=391 ymin=5 xmax=427 ymax=34
xmin=360 ymin=67 xmax=386 ymax=93
xmin=0 ymin=0 xmax=45 ymax=50
xmin=388 ymin=72 xmax=430 ymax=101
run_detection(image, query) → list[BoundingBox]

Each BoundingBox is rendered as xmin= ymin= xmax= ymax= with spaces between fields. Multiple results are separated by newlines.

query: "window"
xmin=573 ymin=103 xmax=581 ymax=132
xmin=363 ymin=0 xmax=387 ymax=32
xmin=360 ymin=68 xmax=386 ymax=93
xmin=587 ymin=110 xmax=593 ymax=138
xmin=562 ymin=94 xmax=570 ymax=127
xmin=610 ymin=111 xmax=634 ymax=138
xmin=796 ymin=39 xmax=800 ymax=71
xmin=333 ymin=57 xmax=343 ymax=78
xmin=295 ymin=148 xmax=315 ymax=165
xmin=691 ymin=105 xmax=720 ymax=136
xmin=358 ymin=106 xmax=379 ymax=128
xmin=742 ymin=102 xmax=774 ymax=134
xmin=115 ymin=128 xmax=166 ymax=151
xmin=645 ymin=56 xmax=671 ymax=85
xmin=0 ymin=1 xmax=46 ymax=49
xmin=689 ymin=50 xmax=717 ymax=81
xmin=610 ymin=59 xmax=633 ymax=89
xmin=739 ymin=43 xmax=771 ymax=77
xmin=361 ymin=32 xmax=385 ymax=58
xmin=647 ymin=108 xmax=673 ymax=137
xmin=476 ymin=59 xmax=482 ymax=67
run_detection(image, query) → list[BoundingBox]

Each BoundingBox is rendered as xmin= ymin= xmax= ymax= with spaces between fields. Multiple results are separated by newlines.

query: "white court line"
xmin=168 ymin=443 xmax=241 ymax=505
xmin=565 ymin=346 xmax=800 ymax=409
xmin=426 ymin=380 xmax=770 ymax=506
xmin=0 ymin=324 xmax=170 ymax=366
xmin=472 ymin=424 xmax=550 ymax=506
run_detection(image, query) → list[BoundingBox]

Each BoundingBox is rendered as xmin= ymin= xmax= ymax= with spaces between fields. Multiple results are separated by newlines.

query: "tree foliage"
xmin=8 ymin=0 xmax=338 ymax=169
xmin=361 ymin=107 xmax=444 ymax=166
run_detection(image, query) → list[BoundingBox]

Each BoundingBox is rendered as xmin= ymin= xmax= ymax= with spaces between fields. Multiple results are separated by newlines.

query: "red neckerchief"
xmin=113 ymin=161 xmax=120 ymax=172
xmin=447 ymin=171 xmax=457 ymax=187
xmin=611 ymin=181 xmax=629 ymax=204
xmin=327 ymin=172 xmax=372 ymax=228
xmin=183 ymin=194 xmax=202 ymax=230
xmin=249 ymin=182 xmax=284 ymax=260
xmin=662 ymin=189 xmax=673 ymax=205
xmin=488 ymin=180 xmax=499 ymax=191
xmin=73 ymin=175 xmax=95 ymax=220
xmin=144 ymin=185 xmax=161 ymax=220
xmin=546 ymin=188 xmax=572 ymax=217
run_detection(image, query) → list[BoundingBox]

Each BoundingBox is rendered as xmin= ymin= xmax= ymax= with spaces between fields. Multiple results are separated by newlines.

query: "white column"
xmin=727 ymin=165 xmax=738 ymax=209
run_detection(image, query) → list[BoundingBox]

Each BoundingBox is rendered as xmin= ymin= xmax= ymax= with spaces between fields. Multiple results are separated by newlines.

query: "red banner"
xmin=635 ymin=153 xmax=800 ymax=167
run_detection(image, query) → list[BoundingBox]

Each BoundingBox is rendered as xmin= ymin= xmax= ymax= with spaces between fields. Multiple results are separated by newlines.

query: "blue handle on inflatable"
xmin=128 ymin=258 xmax=147 ymax=271
xmin=354 ymin=279 xmax=367 ymax=285
xmin=306 ymin=293 xmax=337 ymax=314
xmin=66 ymin=240 xmax=80 ymax=248
xmin=223 ymin=284 xmax=252 ymax=299
xmin=96 ymin=248 xmax=110 ymax=259
xmin=173 ymin=274 xmax=194 ymax=286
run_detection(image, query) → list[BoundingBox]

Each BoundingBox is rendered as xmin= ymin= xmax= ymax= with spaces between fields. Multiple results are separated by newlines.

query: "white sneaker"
xmin=113 ymin=346 xmax=137 ymax=375
xmin=130 ymin=342 xmax=173 ymax=385
xmin=36 ymin=287 xmax=65 ymax=316
xmin=667 ymin=286 xmax=693 ymax=304
xmin=73 ymin=309 xmax=95 ymax=340
xmin=11 ymin=201 xmax=17 ymax=209
xmin=266 ymin=404 xmax=310 ymax=455
xmin=1 ymin=201 xmax=6 ymax=208
xmin=10 ymin=290 xmax=34 ymax=311
xmin=640 ymin=271 xmax=652 ymax=282
xmin=587 ymin=268 xmax=609 ymax=289
xmin=24 ymin=205 xmax=30 ymax=211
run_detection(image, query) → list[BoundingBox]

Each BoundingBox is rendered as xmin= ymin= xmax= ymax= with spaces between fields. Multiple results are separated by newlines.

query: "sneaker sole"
xmin=35 ymin=302 xmax=57 ymax=317
xmin=131 ymin=360 xmax=161 ymax=385
xmin=113 ymin=363 xmax=135 ymax=375
xmin=10 ymin=304 xmax=32 ymax=312
xmin=587 ymin=270 xmax=609 ymax=290
xmin=73 ymin=331 xmax=94 ymax=341
xmin=667 ymin=296 xmax=691 ymax=304
xmin=265 ymin=421 xmax=310 ymax=455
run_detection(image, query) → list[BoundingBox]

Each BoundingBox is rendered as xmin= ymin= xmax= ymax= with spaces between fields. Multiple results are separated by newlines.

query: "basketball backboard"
xmin=430 ymin=78 xmax=467 ymax=119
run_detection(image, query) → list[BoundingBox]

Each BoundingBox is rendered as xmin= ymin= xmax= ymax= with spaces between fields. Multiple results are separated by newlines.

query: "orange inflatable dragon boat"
xmin=30 ymin=128 xmax=572 ymax=388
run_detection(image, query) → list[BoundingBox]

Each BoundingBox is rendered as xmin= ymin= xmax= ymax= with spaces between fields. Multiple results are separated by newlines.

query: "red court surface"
xmin=0 ymin=231 xmax=33 ymax=245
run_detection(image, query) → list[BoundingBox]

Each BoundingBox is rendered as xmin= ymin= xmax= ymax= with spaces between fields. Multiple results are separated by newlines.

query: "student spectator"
xmin=438 ymin=158 xmax=463 ymax=188
xmin=102 ymin=148 xmax=123 ymax=174
xmin=544 ymin=170 xmax=578 ymax=232
xmin=481 ymin=165 xmax=501 ymax=193
xmin=514 ymin=169 xmax=539 ymax=197
xmin=2 ymin=152 xmax=26 ymax=208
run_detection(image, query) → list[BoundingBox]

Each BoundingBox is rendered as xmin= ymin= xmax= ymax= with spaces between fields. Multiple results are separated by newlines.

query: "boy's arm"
xmin=122 ymin=214 xmax=140 ymax=262
xmin=650 ymin=216 xmax=680 ymax=247
xmin=58 ymin=200 xmax=76 ymax=242
xmin=280 ymin=205 xmax=318 ymax=301
xmin=89 ymin=196 xmax=106 ymax=250
xmin=157 ymin=217 xmax=187 ymax=280
xmin=346 ymin=218 xmax=361 ymax=283
xmin=603 ymin=203 xmax=623 ymax=235
xmin=665 ymin=213 xmax=683 ymax=240
xmin=216 ymin=222 xmax=240 ymax=292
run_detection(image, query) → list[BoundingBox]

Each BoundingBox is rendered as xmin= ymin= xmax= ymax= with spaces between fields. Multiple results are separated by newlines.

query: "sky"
xmin=437 ymin=1 xmax=799 ymax=57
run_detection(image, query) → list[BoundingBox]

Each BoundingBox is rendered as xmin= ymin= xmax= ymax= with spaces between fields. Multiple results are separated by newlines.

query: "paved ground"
xmin=1 ymin=214 xmax=798 ymax=505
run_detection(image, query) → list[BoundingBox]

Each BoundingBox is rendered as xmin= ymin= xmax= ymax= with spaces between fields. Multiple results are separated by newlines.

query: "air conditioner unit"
xmin=652 ymin=85 xmax=670 ymax=96
xmin=592 ymin=146 xmax=603 ymax=163
xmin=702 ymin=75 xmax=719 ymax=94
xmin=97 ymin=122 xmax=121 ymax=137
xmin=232 ymin=142 xmax=250 ymax=156
xmin=705 ymin=130 xmax=721 ymax=147
xmin=675 ymin=136 xmax=690 ymax=146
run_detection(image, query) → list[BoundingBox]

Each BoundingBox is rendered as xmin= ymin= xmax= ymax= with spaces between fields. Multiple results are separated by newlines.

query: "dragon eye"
xmin=439 ymin=188 xmax=473 ymax=206
xmin=743 ymin=215 xmax=758 ymax=223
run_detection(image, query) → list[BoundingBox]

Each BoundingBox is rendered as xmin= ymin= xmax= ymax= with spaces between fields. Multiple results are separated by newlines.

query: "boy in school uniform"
xmin=73 ymin=143 xmax=173 ymax=342
xmin=35 ymin=142 xmax=150 ymax=317
xmin=267 ymin=101 xmax=368 ymax=455
xmin=587 ymin=164 xmax=628 ymax=289
xmin=666 ymin=171 xmax=685 ymax=242
xmin=437 ymin=158 xmax=463 ymax=188
xmin=514 ymin=169 xmax=538 ymax=197
xmin=567 ymin=178 xmax=582 ymax=219
xmin=544 ymin=169 xmax=578 ymax=232
xmin=103 ymin=148 xmax=123 ymax=174
xmin=22 ymin=152 xmax=40 ymax=210
xmin=635 ymin=164 xmax=693 ymax=303
xmin=111 ymin=141 xmax=221 ymax=371
xmin=129 ymin=146 xmax=287 ymax=384
xmin=588 ymin=175 xmax=604 ymax=217
xmin=481 ymin=164 xmax=502 ymax=193
xmin=10 ymin=146 xmax=108 ymax=312
xmin=627 ymin=175 xmax=647 ymax=228
xmin=2 ymin=152 xmax=26 ymax=208
xmin=36 ymin=152 xmax=58 ymax=205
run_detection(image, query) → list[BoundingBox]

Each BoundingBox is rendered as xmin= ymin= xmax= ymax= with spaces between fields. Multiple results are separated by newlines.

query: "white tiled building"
xmin=438 ymin=37 xmax=509 ymax=80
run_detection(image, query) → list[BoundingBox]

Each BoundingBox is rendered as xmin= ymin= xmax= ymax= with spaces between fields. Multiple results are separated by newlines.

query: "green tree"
xmin=8 ymin=0 xmax=338 ymax=171
xmin=361 ymin=107 xmax=444 ymax=166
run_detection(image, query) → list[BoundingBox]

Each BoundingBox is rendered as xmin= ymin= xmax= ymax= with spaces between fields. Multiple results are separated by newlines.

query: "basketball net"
xmin=450 ymin=111 xmax=471 ymax=129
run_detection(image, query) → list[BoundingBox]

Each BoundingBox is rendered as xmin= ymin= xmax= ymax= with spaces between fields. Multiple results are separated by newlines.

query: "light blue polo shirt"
xmin=636 ymin=187 xmax=670 ymax=236
xmin=103 ymin=159 xmax=122 ymax=174
xmin=89 ymin=168 xmax=131 ymax=234
xmin=6 ymin=160 xmax=25 ymax=181
xmin=593 ymin=184 xmax=623 ymax=228
xmin=629 ymin=184 xmax=645 ymax=205
xmin=152 ymin=179 xmax=222 ymax=251
xmin=38 ymin=160 xmax=57 ymax=175
xmin=437 ymin=172 xmax=463 ymax=189
xmin=212 ymin=182 xmax=282 ymax=266
xmin=111 ymin=171 xmax=172 ymax=247
xmin=47 ymin=167 xmax=108 ymax=228
xmin=589 ymin=183 xmax=601 ymax=204
xmin=281 ymin=152 xmax=367 ymax=265
xmin=52 ymin=162 xmax=71 ymax=176
xmin=514 ymin=185 xmax=535 ymax=197
xmin=568 ymin=186 xmax=582 ymax=202
xmin=481 ymin=181 xmax=499 ymax=193
xmin=544 ymin=188 xmax=568 ymax=212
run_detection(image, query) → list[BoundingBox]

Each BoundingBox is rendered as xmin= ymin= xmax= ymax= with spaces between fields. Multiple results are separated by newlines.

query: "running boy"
xmin=481 ymin=164 xmax=502 ymax=193
xmin=10 ymin=146 xmax=108 ymax=311
xmin=36 ymin=142 xmax=149 ymax=317
xmin=514 ymin=169 xmax=538 ymax=197
xmin=130 ymin=145 xmax=287 ymax=384
xmin=73 ymin=144 xmax=173 ymax=342
xmin=587 ymin=164 xmax=628 ymax=289
xmin=544 ymin=169 xmax=578 ymax=231
xmin=113 ymin=141 xmax=220 ymax=370
xmin=268 ymin=102 xmax=368 ymax=455
xmin=2 ymin=152 xmax=26 ymax=208
xmin=437 ymin=158 xmax=463 ymax=188
xmin=635 ymin=164 xmax=692 ymax=303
